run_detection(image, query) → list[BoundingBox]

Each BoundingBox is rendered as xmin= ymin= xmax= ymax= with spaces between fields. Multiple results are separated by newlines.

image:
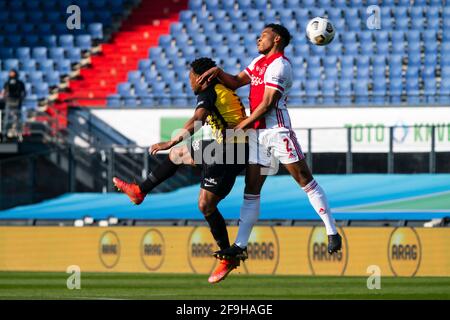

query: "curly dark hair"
xmin=264 ymin=23 xmax=292 ymax=48
xmin=190 ymin=57 xmax=217 ymax=75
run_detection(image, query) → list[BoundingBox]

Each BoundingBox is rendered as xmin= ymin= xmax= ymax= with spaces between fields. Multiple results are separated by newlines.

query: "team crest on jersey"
xmin=255 ymin=65 xmax=266 ymax=75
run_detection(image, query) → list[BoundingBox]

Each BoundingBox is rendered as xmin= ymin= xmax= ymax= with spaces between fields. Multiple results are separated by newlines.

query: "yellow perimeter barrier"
xmin=0 ymin=226 xmax=449 ymax=276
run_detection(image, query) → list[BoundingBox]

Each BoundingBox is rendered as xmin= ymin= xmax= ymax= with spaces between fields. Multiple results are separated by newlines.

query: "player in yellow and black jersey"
xmin=195 ymin=75 xmax=247 ymax=144
xmin=113 ymin=58 xmax=248 ymax=283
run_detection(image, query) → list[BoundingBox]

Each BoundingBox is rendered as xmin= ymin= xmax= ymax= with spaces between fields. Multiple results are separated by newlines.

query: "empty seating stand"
xmin=111 ymin=0 xmax=449 ymax=107
xmin=0 ymin=0 xmax=134 ymax=112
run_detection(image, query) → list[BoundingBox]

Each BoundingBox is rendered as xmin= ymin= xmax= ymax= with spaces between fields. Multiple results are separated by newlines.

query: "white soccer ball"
xmin=306 ymin=17 xmax=335 ymax=46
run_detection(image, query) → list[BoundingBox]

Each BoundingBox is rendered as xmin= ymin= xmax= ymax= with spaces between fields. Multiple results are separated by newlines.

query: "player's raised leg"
xmin=113 ymin=145 xmax=193 ymax=205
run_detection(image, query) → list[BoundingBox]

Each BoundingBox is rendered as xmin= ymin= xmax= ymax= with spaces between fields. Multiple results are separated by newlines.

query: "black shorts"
xmin=188 ymin=139 xmax=248 ymax=199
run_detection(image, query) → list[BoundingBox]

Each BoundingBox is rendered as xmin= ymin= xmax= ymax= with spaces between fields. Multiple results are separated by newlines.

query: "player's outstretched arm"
xmin=235 ymin=88 xmax=282 ymax=130
xmin=150 ymin=108 xmax=209 ymax=155
xmin=197 ymin=67 xmax=250 ymax=91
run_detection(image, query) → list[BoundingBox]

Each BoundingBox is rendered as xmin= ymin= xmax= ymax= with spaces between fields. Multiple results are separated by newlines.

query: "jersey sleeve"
xmin=264 ymin=60 xmax=292 ymax=94
xmin=243 ymin=55 xmax=264 ymax=77
xmin=195 ymin=88 xmax=216 ymax=112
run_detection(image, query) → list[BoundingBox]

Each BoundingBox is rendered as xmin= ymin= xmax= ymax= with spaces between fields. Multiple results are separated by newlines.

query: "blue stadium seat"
xmin=424 ymin=78 xmax=437 ymax=103
xmin=149 ymin=47 xmax=163 ymax=60
xmin=228 ymin=10 xmax=243 ymax=22
xmin=222 ymin=0 xmax=236 ymax=11
xmin=304 ymin=79 xmax=320 ymax=105
xmin=409 ymin=7 xmax=423 ymax=20
xmin=179 ymin=11 xmax=193 ymax=24
xmin=67 ymin=48 xmax=81 ymax=63
xmin=389 ymin=78 xmax=403 ymax=103
xmin=22 ymin=60 xmax=37 ymax=72
xmin=411 ymin=17 xmax=425 ymax=29
xmin=354 ymin=80 xmax=369 ymax=105
xmin=144 ymin=70 xmax=159 ymax=83
xmin=191 ymin=33 xmax=206 ymax=46
xmin=175 ymin=33 xmax=189 ymax=46
xmin=128 ymin=71 xmax=142 ymax=84
xmin=165 ymin=47 xmax=179 ymax=60
xmin=46 ymin=71 xmax=61 ymax=87
xmin=426 ymin=19 xmax=442 ymax=30
xmin=254 ymin=0 xmax=267 ymax=9
xmin=107 ymin=94 xmax=121 ymax=107
xmin=344 ymin=43 xmax=359 ymax=55
xmin=39 ymin=60 xmax=54 ymax=73
xmin=158 ymin=35 xmax=172 ymax=48
xmin=49 ymin=48 xmax=65 ymax=61
xmin=34 ymin=82 xmax=49 ymax=100
xmin=134 ymin=82 xmax=149 ymax=96
xmin=4 ymin=59 xmax=19 ymax=71
xmin=372 ymin=79 xmax=387 ymax=105
xmin=218 ymin=22 xmax=233 ymax=34
xmin=189 ymin=0 xmax=202 ymax=10
xmin=118 ymin=83 xmax=132 ymax=96
xmin=42 ymin=35 xmax=57 ymax=47
xmin=407 ymin=30 xmax=421 ymax=43
xmin=76 ymin=35 xmax=92 ymax=51
xmin=327 ymin=42 xmax=342 ymax=55
xmin=338 ymin=80 xmax=352 ymax=105
xmin=391 ymin=31 xmax=405 ymax=44
xmin=322 ymin=80 xmax=336 ymax=105
xmin=195 ymin=11 xmax=210 ymax=24
xmin=200 ymin=22 xmax=215 ymax=35
xmin=16 ymin=47 xmax=30 ymax=60
xmin=141 ymin=95 xmax=156 ymax=107
xmin=55 ymin=60 xmax=71 ymax=75
xmin=29 ymin=71 xmax=44 ymax=85
xmin=395 ymin=17 xmax=409 ymax=29
xmin=59 ymin=35 xmax=74 ymax=48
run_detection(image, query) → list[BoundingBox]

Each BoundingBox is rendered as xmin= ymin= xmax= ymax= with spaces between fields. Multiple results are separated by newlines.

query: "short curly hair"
xmin=190 ymin=57 xmax=217 ymax=75
xmin=265 ymin=23 xmax=292 ymax=48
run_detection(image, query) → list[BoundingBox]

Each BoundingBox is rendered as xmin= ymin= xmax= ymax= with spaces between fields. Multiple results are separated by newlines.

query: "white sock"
xmin=302 ymin=179 xmax=337 ymax=235
xmin=235 ymin=193 xmax=260 ymax=248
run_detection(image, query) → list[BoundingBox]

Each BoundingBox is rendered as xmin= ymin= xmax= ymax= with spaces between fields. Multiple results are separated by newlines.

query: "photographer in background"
xmin=1 ymin=69 xmax=26 ymax=141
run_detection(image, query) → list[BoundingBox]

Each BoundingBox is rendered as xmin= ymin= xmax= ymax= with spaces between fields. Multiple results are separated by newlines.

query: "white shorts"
xmin=248 ymin=127 xmax=305 ymax=167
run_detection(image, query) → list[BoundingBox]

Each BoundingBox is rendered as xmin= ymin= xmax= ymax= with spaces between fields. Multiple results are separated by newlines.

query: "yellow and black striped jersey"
xmin=195 ymin=81 xmax=247 ymax=144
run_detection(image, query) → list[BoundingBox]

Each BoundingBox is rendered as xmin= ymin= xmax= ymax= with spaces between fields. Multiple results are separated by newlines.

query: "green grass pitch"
xmin=0 ymin=272 xmax=449 ymax=300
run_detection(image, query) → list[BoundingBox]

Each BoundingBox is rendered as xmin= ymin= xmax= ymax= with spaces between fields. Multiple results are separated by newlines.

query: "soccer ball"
xmin=306 ymin=17 xmax=335 ymax=46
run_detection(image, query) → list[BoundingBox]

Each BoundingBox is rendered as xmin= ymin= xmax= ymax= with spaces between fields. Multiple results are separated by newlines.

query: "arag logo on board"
xmin=241 ymin=226 xmax=280 ymax=275
xmin=188 ymin=226 xmax=218 ymax=274
xmin=99 ymin=231 xmax=120 ymax=269
xmin=141 ymin=229 xmax=165 ymax=271
xmin=307 ymin=227 xmax=348 ymax=275
xmin=388 ymin=227 xmax=422 ymax=277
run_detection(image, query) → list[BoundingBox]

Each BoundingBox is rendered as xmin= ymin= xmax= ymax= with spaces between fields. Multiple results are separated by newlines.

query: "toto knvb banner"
xmin=92 ymin=107 xmax=450 ymax=153
xmin=0 ymin=226 xmax=449 ymax=277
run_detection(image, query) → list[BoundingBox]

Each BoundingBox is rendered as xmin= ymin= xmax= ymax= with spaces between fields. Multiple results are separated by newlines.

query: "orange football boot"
xmin=208 ymin=258 xmax=240 ymax=284
xmin=112 ymin=177 xmax=146 ymax=205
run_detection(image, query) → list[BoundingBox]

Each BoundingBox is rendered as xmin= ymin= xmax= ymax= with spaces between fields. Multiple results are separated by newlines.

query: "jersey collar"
xmin=262 ymin=52 xmax=285 ymax=65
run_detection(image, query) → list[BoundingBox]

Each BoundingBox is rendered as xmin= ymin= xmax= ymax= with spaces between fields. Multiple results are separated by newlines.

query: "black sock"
xmin=139 ymin=155 xmax=179 ymax=194
xmin=205 ymin=209 xmax=230 ymax=251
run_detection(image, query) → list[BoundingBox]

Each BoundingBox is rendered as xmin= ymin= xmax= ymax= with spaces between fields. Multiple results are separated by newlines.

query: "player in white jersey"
xmin=199 ymin=24 xmax=341 ymax=280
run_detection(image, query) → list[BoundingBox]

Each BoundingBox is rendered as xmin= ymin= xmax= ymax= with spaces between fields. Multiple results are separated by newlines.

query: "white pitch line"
xmin=333 ymin=189 xmax=450 ymax=212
